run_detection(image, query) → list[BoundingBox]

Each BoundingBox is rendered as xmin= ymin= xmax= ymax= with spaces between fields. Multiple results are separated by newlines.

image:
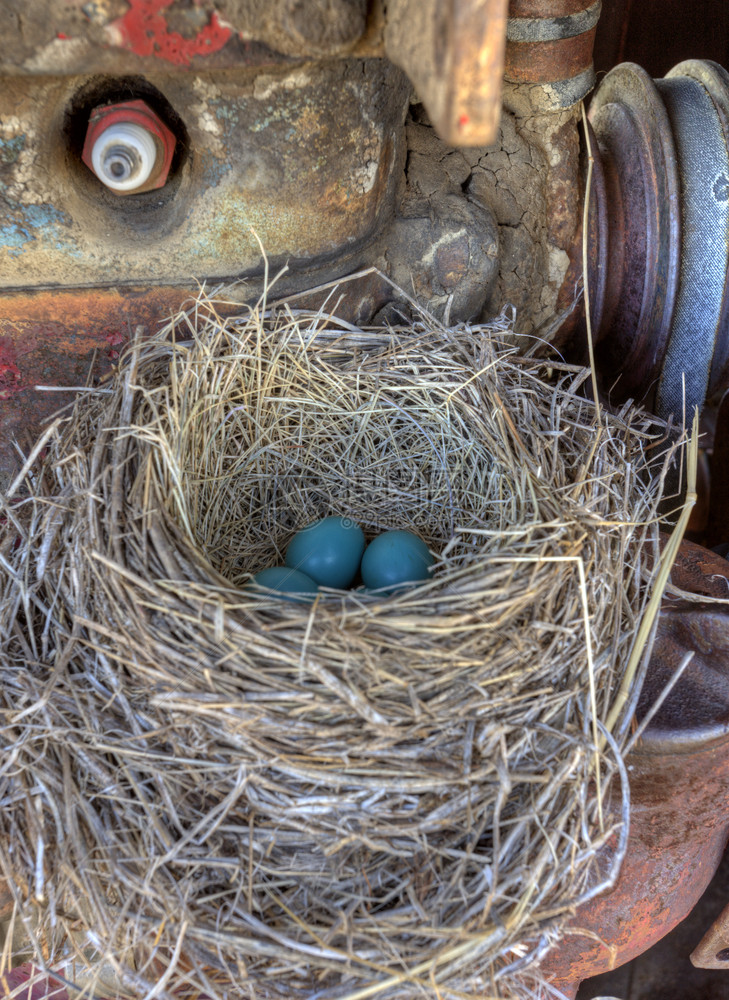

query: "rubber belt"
xmin=655 ymin=76 xmax=729 ymax=421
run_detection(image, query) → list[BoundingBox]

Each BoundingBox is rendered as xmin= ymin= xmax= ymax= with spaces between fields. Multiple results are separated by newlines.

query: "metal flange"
xmin=587 ymin=59 xmax=729 ymax=418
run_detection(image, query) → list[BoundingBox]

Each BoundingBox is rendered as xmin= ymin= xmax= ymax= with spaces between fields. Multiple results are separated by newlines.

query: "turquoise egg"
xmin=249 ymin=566 xmax=318 ymax=602
xmin=360 ymin=530 xmax=434 ymax=593
xmin=285 ymin=516 xmax=365 ymax=589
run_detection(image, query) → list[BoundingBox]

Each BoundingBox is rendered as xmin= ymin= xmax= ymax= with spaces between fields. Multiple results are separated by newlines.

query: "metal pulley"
xmin=585 ymin=59 xmax=729 ymax=418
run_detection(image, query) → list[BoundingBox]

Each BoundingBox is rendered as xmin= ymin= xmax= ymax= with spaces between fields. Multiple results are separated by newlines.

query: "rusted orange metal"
xmin=504 ymin=0 xmax=600 ymax=104
xmin=538 ymin=542 xmax=729 ymax=995
xmin=505 ymin=31 xmax=597 ymax=83
xmin=0 ymin=286 xmax=191 ymax=487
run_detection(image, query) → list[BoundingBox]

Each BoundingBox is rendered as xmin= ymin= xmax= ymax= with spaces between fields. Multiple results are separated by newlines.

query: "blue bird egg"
xmin=285 ymin=516 xmax=365 ymax=589
xmin=249 ymin=566 xmax=318 ymax=602
xmin=360 ymin=530 xmax=434 ymax=593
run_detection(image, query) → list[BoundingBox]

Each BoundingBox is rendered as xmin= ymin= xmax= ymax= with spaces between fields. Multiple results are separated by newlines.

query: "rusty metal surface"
xmin=0 ymin=285 xmax=191 ymax=490
xmin=636 ymin=604 xmax=729 ymax=744
xmin=664 ymin=535 xmax=729 ymax=600
xmin=384 ymin=0 xmax=508 ymax=147
xmin=537 ymin=544 xmax=729 ymax=993
xmin=577 ymin=845 xmax=729 ymax=998
xmin=691 ymin=901 xmax=729 ymax=969
xmin=504 ymin=0 xmax=599 ymax=108
xmin=540 ymin=692 xmax=729 ymax=992
xmin=0 ymin=59 xmax=410 ymax=289
xmin=505 ymin=30 xmax=597 ymax=83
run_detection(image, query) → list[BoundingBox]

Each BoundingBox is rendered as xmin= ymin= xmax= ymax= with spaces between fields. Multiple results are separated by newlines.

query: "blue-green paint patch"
xmin=23 ymin=203 xmax=70 ymax=229
xmin=200 ymin=151 xmax=233 ymax=187
xmin=250 ymin=104 xmax=293 ymax=133
xmin=0 ymin=201 xmax=82 ymax=259
xmin=0 ymin=222 xmax=31 ymax=255
xmin=215 ymin=104 xmax=239 ymax=123
xmin=0 ymin=134 xmax=25 ymax=165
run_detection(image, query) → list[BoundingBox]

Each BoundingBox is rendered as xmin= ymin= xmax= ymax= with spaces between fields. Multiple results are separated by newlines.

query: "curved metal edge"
xmin=507 ymin=0 xmax=602 ymax=42
xmin=654 ymin=72 xmax=729 ymax=420
xmin=667 ymin=61 xmax=729 ymax=401
xmin=588 ymin=62 xmax=681 ymax=402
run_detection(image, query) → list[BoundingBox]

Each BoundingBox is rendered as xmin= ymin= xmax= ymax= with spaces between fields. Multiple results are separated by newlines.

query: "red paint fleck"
xmin=57 ymin=32 xmax=69 ymax=39
xmin=104 ymin=327 xmax=127 ymax=361
xmin=105 ymin=328 xmax=126 ymax=348
xmin=108 ymin=0 xmax=232 ymax=66
xmin=458 ymin=114 xmax=470 ymax=128
xmin=0 ymin=354 xmax=22 ymax=400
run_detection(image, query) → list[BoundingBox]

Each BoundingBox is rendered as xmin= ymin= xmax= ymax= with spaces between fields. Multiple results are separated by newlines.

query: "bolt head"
xmin=81 ymin=99 xmax=177 ymax=195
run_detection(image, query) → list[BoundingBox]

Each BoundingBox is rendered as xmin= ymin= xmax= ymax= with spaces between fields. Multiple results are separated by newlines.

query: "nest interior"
xmin=0 ymin=290 xmax=677 ymax=999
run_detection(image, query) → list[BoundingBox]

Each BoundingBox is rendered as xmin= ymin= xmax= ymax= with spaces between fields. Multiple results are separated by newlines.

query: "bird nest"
xmin=0 ymin=286 xmax=681 ymax=999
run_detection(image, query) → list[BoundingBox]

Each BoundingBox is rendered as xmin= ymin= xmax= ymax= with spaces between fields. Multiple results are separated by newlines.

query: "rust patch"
xmin=0 ymin=285 xmax=191 ymax=489
xmin=538 ymin=543 xmax=729 ymax=990
xmin=505 ymin=29 xmax=597 ymax=84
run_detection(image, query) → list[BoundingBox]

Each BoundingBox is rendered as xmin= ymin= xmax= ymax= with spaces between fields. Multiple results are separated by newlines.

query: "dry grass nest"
xmin=0 ymin=284 xmax=684 ymax=999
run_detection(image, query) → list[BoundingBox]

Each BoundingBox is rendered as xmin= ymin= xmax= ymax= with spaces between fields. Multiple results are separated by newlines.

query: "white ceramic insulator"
xmin=90 ymin=122 xmax=158 ymax=192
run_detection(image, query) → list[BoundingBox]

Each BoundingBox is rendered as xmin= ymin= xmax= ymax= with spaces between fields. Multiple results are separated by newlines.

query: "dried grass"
xmin=0 ymin=282 xmax=685 ymax=999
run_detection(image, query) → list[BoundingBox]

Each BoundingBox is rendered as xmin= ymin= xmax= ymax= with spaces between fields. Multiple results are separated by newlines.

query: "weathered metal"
xmin=571 ymin=59 xmax=729 ymax=418
xmin=0 ymin=285 xmax=192 ymax=490
xmin=81 ymin=98 xmax=177 ymax=193
xmin=683 ymin=59 xmax=729 ymax=403
xmin=384 ymin=0 xmax=508 ymax=147
xmin=653 ymin=61 xmax=729 ymax=420
xmin=537 ymin=542 xmax=729 ymax=995
xmin=504 ymin=0 xmax=600 ymax=108
xmin=0 ymin=59 xmax=410 ymax=289
xmin=585 ymin=62 xmax=681 ymax=406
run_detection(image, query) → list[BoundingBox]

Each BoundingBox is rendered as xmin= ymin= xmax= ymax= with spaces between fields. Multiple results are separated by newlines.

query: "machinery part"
xmin=0 ymin=61 xmax=410 ymax=289
xmin=0 ymin=285 xmax=193 ymax=490
xmin=654 ymin=62 xmax=729 ymax=419
xmin=505 ymin=0 xmax=601 ymax=108
xmin=585 ymin=62 xmax=680 ymax=405
xmin=384 ymin=0 xmax=508 ymax=147
xmin=691 ymin=900 xmax=729 ymax=969
xmin=584 ymin=60 xmax=729 ymax=417
xmin=81 ymin=98 xmax=176 ymax=194
xmin=536 ymin=542 xmax=729 ymax=996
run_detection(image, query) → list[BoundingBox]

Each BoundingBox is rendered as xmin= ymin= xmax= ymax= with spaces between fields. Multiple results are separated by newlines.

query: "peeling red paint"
xmin=109 ymin=0 xmax=232 ymax=66
xmin=105 ymin=328 xmax=126 ymax=349
xmin=458 ymin=113 xmax=470 ymax=127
